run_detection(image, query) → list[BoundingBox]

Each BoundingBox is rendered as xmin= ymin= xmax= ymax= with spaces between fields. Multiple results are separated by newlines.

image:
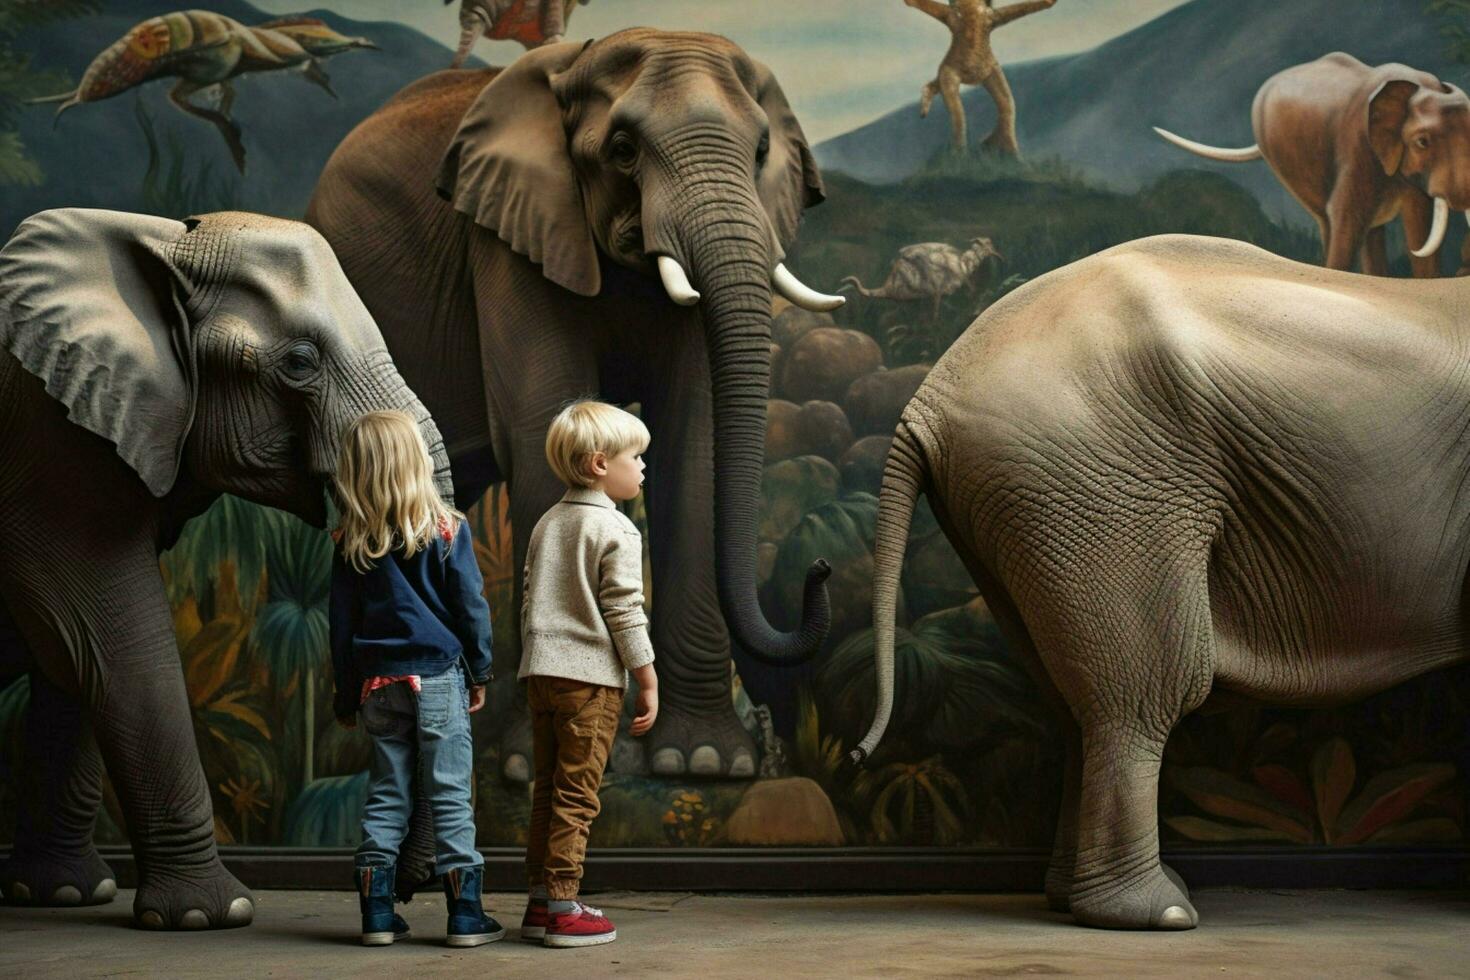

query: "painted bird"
xmin=29 ymin=9 xmax=378 ymax=173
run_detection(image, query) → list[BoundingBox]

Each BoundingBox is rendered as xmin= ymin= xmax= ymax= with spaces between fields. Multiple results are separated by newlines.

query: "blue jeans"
xmin=355 ymin=668 xmax=480 ymax=874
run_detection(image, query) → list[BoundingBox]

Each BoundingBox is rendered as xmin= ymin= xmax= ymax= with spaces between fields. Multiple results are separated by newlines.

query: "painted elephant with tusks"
xmin=1155 ymin=53 xmax=1470 ymax=276
xmin=854 ymin=234 xmax=1470 ymax=929
xmin=0 ymin=208 xmax=452 ymax=929
xmin=308 ymin=29 xmax=841 ymax=780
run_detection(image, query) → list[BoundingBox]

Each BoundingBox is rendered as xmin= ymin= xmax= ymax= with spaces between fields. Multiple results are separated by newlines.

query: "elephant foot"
xmin=500 ymin=706 xmax=534 ymax=783
xmin=0 ymin=845 xmax=117 ymax=906
xmin=1068 ymin=862 xmax=1198 ymax=931
xmin=646 ymin=701 xmax=757 ymax=779
xmin=133 ymin=860 xmax=254 ymax=930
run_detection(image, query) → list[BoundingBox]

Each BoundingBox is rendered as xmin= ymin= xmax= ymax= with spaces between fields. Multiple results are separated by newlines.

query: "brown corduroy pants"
xmin=524 ymin=675 xmax=622 ymax=900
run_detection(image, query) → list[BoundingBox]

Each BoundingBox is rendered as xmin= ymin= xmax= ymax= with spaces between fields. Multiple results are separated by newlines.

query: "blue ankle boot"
xmin=443 ymin=866 xmax=505 ymax=948
xmin=357 ymin=864 xmax=411 ymax=946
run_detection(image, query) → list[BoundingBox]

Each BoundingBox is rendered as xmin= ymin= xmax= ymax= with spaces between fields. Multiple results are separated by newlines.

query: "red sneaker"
xmin=543 ymin=901 xmax=617 ymax=948
xmin=520 ymin=898 xmax=548 ymax=942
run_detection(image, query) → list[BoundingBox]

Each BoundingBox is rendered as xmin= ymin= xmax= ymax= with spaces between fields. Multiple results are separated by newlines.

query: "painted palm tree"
xmin=251 ymin=514 xmax=333 ymax=787
xmin=161 ymin=494 xmax=278 ymax=614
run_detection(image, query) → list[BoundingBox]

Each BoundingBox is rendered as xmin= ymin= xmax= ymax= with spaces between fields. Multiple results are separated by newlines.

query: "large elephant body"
xmin=856 ymin=234 xmax=1470 ymax=930
xmin=0 ymin=209 xmax=450 ymax=929
xmin=307 ymin=29 xmax=839 ymax=780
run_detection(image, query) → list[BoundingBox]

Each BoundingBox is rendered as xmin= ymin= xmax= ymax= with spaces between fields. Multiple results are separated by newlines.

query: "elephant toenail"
xmin=51 ymin=885 xmax=82 ymax=905
xmin=180 ymin=909 xmax=210 ymax=929
xmin=9 ymin=881 xmax=31 ymax=902
xmin=688 ymin=746 xmax=721 ymax=775
xmin=650 ymin=747 xmax=685 ymax=775
xmin=503 ymin=753 xmax=530 ymax=782
xmin=1157 ymin=905 xmax=1196 ymax=930
xmin=93 ymin=879 xmax=117 ymax=903
xmin=728 ymin=750 xmax=756 ymax=778
xmin=224 ymin=897 xmax=254 ymax=927
xmin=138 ymin=910 xmax=165 ymax=929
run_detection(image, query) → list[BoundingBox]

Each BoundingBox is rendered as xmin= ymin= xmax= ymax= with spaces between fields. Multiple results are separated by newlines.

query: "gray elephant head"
xmin=436 ymin=29 xmax=841 ymax=662
xmin=0 ymin=208 xmax=450 ymax=527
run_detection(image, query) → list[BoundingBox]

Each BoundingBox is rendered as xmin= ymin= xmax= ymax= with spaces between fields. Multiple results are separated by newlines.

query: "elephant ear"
xmin=754 ymin=58 xmax=825 ymax=252
xmin=436 ymin=41 xmax=599 ymax=296
xmin=0 ymin=208 xmax=195 ymax=497
xmin=1369 ymin=78 xmax=1419 ymax=176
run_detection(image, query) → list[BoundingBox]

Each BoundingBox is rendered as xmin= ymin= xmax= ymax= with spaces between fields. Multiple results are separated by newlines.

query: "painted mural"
xmin=1 ymin=0 xmax=1468 ymax=857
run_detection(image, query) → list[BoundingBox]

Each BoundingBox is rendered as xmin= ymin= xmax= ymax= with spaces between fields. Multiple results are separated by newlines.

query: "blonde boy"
xmin=517 ymin=399 xmax=657 ymax=948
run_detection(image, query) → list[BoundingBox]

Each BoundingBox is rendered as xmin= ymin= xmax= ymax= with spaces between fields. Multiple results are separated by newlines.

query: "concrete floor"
xmin=2 ymin=888 xmax=1468 ymax=978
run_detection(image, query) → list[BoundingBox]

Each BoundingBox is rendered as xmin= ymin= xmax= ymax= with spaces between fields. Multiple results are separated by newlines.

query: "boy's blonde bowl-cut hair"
xmin=333 ymin=410 xmax=461 ymax=572
xmin=545 ymin=399 xmax=651 ymax=489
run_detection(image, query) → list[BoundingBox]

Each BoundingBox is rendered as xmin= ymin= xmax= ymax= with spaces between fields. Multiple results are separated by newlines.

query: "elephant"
xmin=853 ymin=233 xmax=1470 ymax=929
xmin=307 ymin=29 xmax=843 ymax=780
xmin=1154 ymin=52 xmax=1470 ymax=276
xmin=0 ymin=208 xmax=451 ymax=929
xmin=840 ymin=238 xmax=1002 ymax=324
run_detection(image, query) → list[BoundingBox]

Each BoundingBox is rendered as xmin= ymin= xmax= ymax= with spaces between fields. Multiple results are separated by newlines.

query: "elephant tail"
xmin=1151 ymin=126 xmax=1261 ymax=163
xmin=850 ymin=419 xmax=927 ymax=767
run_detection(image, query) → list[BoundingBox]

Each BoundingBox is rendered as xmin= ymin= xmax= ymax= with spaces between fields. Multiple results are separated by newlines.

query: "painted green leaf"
xmin=1334 ymin=763 xmax=1456 ymax=845
xmin=1252 ymin=764 xmax=1313 ymax=815
xmin=1311 ymin=737 xmax=1355 ymax=844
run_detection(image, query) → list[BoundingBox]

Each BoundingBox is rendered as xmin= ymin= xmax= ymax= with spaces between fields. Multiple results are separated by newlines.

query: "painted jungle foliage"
xmin=2 ymin=0 xmax=1468 ymax=851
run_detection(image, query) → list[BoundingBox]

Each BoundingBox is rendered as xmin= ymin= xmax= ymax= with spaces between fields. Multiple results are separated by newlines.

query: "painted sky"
xmin=254 ymin=0 xmax=1192 ymax=141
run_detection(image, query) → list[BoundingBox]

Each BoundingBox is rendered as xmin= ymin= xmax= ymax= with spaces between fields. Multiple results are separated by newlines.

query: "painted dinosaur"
xmin=29 ymin=10 xmax=377 ymax=173
xmin=840 ymin=237 xmax=1003 ymax=322
xmin=446 ymin=0 xmax=589 ymax=68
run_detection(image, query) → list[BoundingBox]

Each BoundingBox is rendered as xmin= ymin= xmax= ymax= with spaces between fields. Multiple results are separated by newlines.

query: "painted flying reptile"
xmin=447 ymin=0 xmax=590 ymax=68
xmin=30 ymin=9 xmax=378 ymax=173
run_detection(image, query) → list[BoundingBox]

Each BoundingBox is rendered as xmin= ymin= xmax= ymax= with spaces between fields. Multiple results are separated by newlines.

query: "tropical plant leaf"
xmin=1311 ymin=737 xmax=1355 ymax=844
xmin=1251 ymin=763 xmax=1314 ymax=815
xmin=182 ymin=617 xmax=249 ymax=707
xmin=1167 ymin=766 xmax=1314 ymax=842
xmin=283 ymin=772 xmax=369 ymax=846
xmin=1334 ymin=763 xmax=1456 ymax=845
xmin=1164 ymin=815 xmax=1300 ymax=843
xmin=251 ymin=515 xmax=333 ymax=680
xmin=1363 ymin=817 xmax=1462 ymax=845
xmin=210 ymin=691 xmax=273 ymax=742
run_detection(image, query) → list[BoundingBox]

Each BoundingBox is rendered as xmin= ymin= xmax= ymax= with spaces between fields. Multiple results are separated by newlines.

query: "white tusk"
xmin=1464 ymin=209 xmax=1470 ymax=227
xmin=772 ymin=262 xmax=846 ymax=311
xmin=1411 ymin=197 xmax=1450 ymax=258
xmin=657 ymin=255 xmax=700 ymax=306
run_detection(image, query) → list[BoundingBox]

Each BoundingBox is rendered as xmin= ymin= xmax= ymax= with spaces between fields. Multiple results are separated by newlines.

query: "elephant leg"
xmin=1400 ymin=194 xmax=1444 ymax=278
xmin=1043 ymin=715 xmax=1081 ymax=913
xmin=639 ymin=333 xmax=758 ymax=779
xmin=978 ymin=68 xmax=1020 ymax=156
xmin=1323 ymin=200 xmax=1367 ymax=272
xmin=0 ymin=664 xmax=116 ymax=907
xmin=1023 ymin=542 xmax=1212 ymax=930
xmin=938 ymin=65 xmax=966 ymax=151
xmin=1360 ymin=225 xmax=1389 ymax=277
xmin=84 ymin=569 xmax=253 ymax=929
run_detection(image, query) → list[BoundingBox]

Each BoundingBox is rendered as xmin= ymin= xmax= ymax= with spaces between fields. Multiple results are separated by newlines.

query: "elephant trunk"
xmin=649 ymin=177 xmax=831 ymax=665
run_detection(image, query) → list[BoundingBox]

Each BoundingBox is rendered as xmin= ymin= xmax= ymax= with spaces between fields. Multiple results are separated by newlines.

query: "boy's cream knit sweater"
xmin=517 ymin=487 xmax=655 ymax=689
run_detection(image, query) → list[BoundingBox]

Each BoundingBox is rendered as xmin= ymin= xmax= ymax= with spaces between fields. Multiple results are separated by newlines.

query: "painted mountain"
xmin=3 ymin=0 xmax=476 ymax=235
xmin=815 ymin=0 xmax=1459 ymax=226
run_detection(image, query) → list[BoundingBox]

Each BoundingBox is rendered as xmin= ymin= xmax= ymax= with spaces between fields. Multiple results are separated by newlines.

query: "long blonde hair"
xmin=333 ymin=411 xmax=461 ymax=573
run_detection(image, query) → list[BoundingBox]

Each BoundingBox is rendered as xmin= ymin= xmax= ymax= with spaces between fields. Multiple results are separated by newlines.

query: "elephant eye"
xmin=1415 ymin=134 xmax=1432 ymax=150
xmin=609 ymin=133 xmax=637 ymax=168
xmin=756 ymin=134 xmax=770 ymax=167
xmin=282 ymin=340 xmax=321 ymax=380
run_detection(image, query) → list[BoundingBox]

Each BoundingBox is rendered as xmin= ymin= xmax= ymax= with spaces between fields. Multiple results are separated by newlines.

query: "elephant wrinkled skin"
xmin=0 ymin=209 xmax=450 ymax=929
xmin=856 ymin=234 xmax=1470 ymax=929
xmin=308 ymin=29 xmax=839 ymax=780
